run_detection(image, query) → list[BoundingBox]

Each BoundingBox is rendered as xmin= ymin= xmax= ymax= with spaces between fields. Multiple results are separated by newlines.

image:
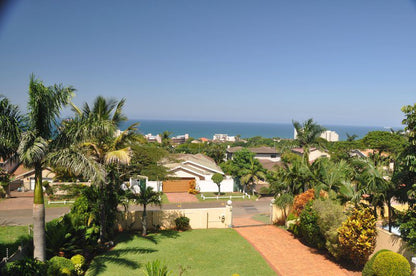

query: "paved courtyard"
xmin=165 ymin=192 xmax=198 ymax=203
xmin=234 ymin=219 xmax=361 ymax=276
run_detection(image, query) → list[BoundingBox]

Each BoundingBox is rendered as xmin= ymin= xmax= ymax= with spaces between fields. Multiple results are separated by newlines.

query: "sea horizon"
xmin=120 ymin=119 xmax=402 ymax=141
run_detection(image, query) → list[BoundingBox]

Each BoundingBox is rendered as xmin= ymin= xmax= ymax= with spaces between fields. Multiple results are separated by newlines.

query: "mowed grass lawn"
xmin=0 ymin=226 xmax=32 ymax=259
xmin=87 ymin=229 xmax=276 ymax=276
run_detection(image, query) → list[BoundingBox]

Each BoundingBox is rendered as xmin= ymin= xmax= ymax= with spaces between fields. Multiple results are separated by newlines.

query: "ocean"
xmin=120 ymin=120 xmax=398 ymax=141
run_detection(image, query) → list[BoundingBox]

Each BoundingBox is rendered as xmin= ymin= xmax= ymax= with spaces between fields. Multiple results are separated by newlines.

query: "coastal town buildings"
xmin=213 ymin=134 xmax=236 ymax=142
xmin=294 ymin=129 xmax=339 ymax=142
xmin=291 ymin=147 xmax=330 ymax=162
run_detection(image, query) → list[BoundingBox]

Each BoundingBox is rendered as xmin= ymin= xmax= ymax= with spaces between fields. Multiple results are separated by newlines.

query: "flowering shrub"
xmin=338 ymin=207 xmax=377 ymax=266
xmin=188 ymin=179 xmax=199 ymax=194
xmin=292 ymin=189 xmax=315 ymax=216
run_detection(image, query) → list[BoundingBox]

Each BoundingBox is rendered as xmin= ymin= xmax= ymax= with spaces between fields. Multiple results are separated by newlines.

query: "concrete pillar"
xmin=226 ymin=200 xmax=233 ymax=228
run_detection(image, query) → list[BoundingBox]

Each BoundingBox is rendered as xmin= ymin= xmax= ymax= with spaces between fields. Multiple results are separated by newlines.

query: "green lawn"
xmin=197 ymin=192 xmax=259 ymax=202
xmin=0 ymin=226 xmax=32 ymax=259
xmin=87 ymin=229 xmax=276 ymax=276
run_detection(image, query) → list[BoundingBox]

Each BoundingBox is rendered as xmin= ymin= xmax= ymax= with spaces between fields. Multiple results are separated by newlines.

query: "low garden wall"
xmin=374 ymin=227 xmax=415 ymax=270
xmin=117 ymin=207 xmax=232 ymax=231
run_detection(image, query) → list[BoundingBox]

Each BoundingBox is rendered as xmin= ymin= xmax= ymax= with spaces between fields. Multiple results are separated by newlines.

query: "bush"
xmin=175 ymin=216 xmax=190 ymax=231
xmin=338 ymin=207 xmax=377 ymax=266
xmin=188 ymin=180 xmax=199 ymax=195
xmin=298 ymin=201 xmax=325 ymax=249
xmin=71 ymin=254 xmax=86 ymax=275
xmin=372 ymin=251 xmax=411 ymax=276
xmin=362 ymin=249 xmax=391 ymax=276
xmin=292 ymin=189 xmax=316 ymax=216
xmin=312 ymin=199 xmax=346 ymax=259
xmin=47 ymin=256 xmax=75 ymax=276
xmin=398 ymin=208 xmax=416 ymax=252
xmin=2 ymin=258 xmax=47 ymax=276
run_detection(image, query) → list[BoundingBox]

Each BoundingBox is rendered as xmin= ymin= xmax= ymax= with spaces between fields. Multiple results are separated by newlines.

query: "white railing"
xmin=201 ymin=192 xmax=251 ymax=200
xmin=47 ymin=200 xmax=75 ymax=205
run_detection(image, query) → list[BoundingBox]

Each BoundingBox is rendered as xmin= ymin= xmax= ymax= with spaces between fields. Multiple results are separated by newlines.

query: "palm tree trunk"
xmin=33 ymin=164 xmax=45 ymax=261
xmin=142 ymin=204 xmax=147 ymax=236
xmin=387 ymin=197 xmax=392 ymax=233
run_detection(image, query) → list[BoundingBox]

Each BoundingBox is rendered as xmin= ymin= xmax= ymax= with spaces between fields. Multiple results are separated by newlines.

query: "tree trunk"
xmin=218 ymin=184 xmax=221 ymax=195
xmin=99 ymin=181 xmax=106 ymax=243
xmin=387 ymin=197 xmax=392 ymax=233
xmin=33 ymin=164 xmax=45 ymax=261
xmin=142 ymin=204 xmax=147 ymax=236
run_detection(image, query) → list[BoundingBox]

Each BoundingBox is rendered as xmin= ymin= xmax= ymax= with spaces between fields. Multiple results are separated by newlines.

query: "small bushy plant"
xmin=2 ymin=258 xmax=47 ymax=276
xmin=298 ymin=201 xmax=325 ymax=249
xmin=47 ymin=256 xmax=75 ymax=276
xmin=71 ymin=254 xmax=86 ymax=275
xmin=312 ymin=199 xmax=346 ymax=259
xmin=372 ymin=251 xmax=411 ymax=276
xmin=338 ymin=207 xmax=377 ymax=266
xmin=362 ymin=249 xmax=390 ymax=276
xmin=175 ymin=216 xmax=190 ymax=231
xmin=143 ymin=260 xmax=171 ymax=276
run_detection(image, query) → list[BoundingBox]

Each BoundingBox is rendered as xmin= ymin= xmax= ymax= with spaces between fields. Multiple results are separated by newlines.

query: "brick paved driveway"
xmin=165 ymin=192 xmax=198 ymax=203
xmin=235 ymin=223 xmax=361 ymax=276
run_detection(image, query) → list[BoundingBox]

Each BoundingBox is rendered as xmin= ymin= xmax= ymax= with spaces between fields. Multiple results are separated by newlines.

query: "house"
xmin=171 ymin=134 xmax=189 ymax=145
xmin=291 ymin=147 xmax=330 ymax=162
xmin=160 ymin=154 xmax=234 ymax=193
xmin=144 ymin=133 xmax=162 ymax=143
xmin=12 ymin=165 xmax=55 ymax=191
xmin=226 ymin=146 xmax=281 ymax=162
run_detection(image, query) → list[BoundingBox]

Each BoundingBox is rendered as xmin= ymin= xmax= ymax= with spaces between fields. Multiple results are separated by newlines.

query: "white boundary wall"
xmin=197 ymin=178 xmax=234 ymax=193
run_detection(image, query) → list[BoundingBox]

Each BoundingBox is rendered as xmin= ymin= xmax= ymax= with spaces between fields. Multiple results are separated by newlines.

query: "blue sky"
xmin=0 ymin=0 xmax=415 ymax=127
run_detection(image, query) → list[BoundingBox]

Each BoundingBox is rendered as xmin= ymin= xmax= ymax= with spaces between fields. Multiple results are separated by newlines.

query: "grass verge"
xmin=86 ymin=229 xmax=275 ymax=276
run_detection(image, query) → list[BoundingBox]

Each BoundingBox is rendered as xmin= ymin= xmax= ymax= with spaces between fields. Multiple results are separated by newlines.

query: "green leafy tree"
xmin=212 ymin=173 xmax=224 ymax=195
xmin=292 ymin=118 xmax=326 ymax=162
xmin=362 ymin=131 xmax=406 ymax=158
xmin=54 ymin=96 xmax=139 ymax=242
xmin=16 ymin=75 xmax=75 ymax=261
xmin=206 ymin=143 xmax=226 ymax=164
xmin=240 ymin=158 xmax=266 ymax=194
xmin=130 ymin=183 xmax=162 ymax=236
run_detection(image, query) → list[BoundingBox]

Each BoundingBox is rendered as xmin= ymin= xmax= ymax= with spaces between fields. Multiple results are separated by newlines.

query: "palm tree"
xmin=346 ymin=133 xmax=358 ymax=142
xmin=240 ymin=158 xmax=266 ymax=195
xmin=292 ymin=118 xmax=326 ymax=162
xmin=57 ymin=96 xmax=140 ymax=242
xmin=16 ymin=75 xmax=74 ymax=261
xmin=0 ymin=96 xmax=22 ymax=160
xmin=131 ymin=183 xmax=161 ymax=236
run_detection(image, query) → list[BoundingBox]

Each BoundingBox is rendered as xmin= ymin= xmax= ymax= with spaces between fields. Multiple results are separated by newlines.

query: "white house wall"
xmin=171 ymin=170 xmax=201 ymax=180
xmin=197 ymin=178 xmax=234 ymax=193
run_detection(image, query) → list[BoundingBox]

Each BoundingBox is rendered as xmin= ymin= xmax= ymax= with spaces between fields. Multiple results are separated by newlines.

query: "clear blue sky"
xmin=1 ymin=0 xmax=415 ymax=127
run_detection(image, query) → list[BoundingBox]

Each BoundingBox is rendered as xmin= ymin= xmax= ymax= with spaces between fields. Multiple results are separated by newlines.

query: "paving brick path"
xmin=234 ymin=223 xmax=361 ymax=276
xmin=165 ymin=192 xmax=198 ymax=203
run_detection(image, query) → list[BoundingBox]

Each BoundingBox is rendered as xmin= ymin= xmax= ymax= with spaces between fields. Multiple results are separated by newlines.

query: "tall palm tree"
xmin=17 ymin=75 xmax=75 ymax=261
xmin=292 ymin=118 xmax=326 ymax=162
xmin=59 ymin=96 xmax=140 ymax=241
xmin=240 ymin=157 xmax=266 ymax=195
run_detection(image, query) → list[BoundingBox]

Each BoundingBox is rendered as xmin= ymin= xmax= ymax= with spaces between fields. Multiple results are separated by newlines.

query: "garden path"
xmin=234 ymin=221 xmax=361 ymax=276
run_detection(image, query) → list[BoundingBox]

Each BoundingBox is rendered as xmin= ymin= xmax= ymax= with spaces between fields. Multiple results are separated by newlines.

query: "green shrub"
xmin=372 ymin=251 xmax=411 ymax=276
xmin=71 ymin=254 xmax=86 ymax=275
xmin=286 ymin=213 xmax=297 ymax=221
xmin=338 ymin=207 xmax=377 ymax=266
xmin=143 ymin=260 xmax=171 ymax=276
xmin=47 ymin=256 xmax=75 ymax=276
xmin=298 ymin=201 xmax=325 ymax=249
xmin=2 ymin=258 xmax=47 ymax=276
xmin=362 ymin=249 xmax=391 ymax=276
xmin=175 ymin=216 xmax=190 ymax=231
xmin=312 ymin=199 xmax=346 ymax=259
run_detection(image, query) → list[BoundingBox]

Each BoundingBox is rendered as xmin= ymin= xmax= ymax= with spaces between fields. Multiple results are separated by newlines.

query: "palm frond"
xmin=105 ymin=147 xmax=131 ymax=165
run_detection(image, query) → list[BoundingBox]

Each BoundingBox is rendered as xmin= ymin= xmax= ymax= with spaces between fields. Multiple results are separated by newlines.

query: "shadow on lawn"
xmin=87 ymin=247 xmax=157 ymax=276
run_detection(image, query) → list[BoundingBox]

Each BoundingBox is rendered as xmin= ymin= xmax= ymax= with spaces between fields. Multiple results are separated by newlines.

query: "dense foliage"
xmin=297 ymin=202 xmax=325 ymax=249
xmin=337 ymin=207 xmax=377 ymax=266
xmin=175 ymin=216 xmax=190 ymax=231
xmin=372 ymin=251 xmax=411 ymax=276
